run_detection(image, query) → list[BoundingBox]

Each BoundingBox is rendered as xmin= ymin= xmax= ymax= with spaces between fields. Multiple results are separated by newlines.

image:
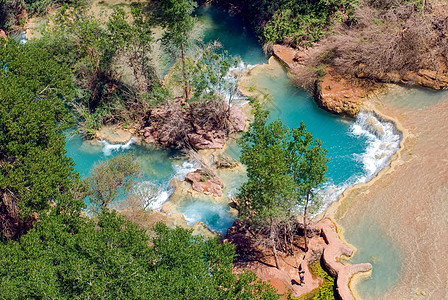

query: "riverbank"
xmin=326 ymin=87 xmax=448 ymax=299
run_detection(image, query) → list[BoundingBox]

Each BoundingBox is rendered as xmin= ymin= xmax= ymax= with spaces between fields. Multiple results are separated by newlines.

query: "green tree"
xmin=191 ymin=42 xmax=241 ymax=103
xmin=148 ymin=223 xmax=279 ymax=299
xmin=0 ymin=211 xmax=279 ymax=299
xmin=0 ymin=211 xmax=154 ymax=299
xmin=288 ymin=123 xmax=328 ymax=252
xmin=238 ymin=104 xmax=328 ymax=267
xmin=86 ymin=154 xmax=140 ymax=212
xmin=238 ymin=106 xmax=298 ymax=269
xmin=108 ymin=6 xmax=164 ymax=97
xmin=48 ymin=5 xmax=119 ymax=113
xmin=0 ymin=40 xmax=82 ymax=240
xmin=159 ymin=0 xmax=197 ymax=100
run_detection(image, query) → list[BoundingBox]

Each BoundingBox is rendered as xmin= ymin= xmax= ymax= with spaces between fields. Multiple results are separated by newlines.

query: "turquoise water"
xmin=64 ymin=7 xmax=400 ymax=269
xmin=342 ymin=218 xmax=402 ymax=299
xmin=65 ymin=133 xmax=178 ymax=182
xmin=195 ymin=7 xmax=403 ymax=298
xmin=196 ymin=6 xmax=266 ymax=65
xmin=257 ymin=70 xmax=369 ymax=186
xmin=178 ymin=198 xmax=236 ymax=235
xmin=64 ymin=133 xmax=196 ymax=210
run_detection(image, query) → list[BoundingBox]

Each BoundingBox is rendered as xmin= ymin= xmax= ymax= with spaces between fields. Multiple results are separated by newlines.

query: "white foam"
xmin=311 ymin=111 xmax=401 ymax=215
xmin=131 ymin=160 xmax=198 ymax=212
xmin=146 ymin=189 xmax=172 ymax=211
xmin=225 ymin=61 xmax=255 ymax=105
xmin=173 ymin=160 xmax=199 ymax=181
xmin=351 ymin=111 xmax=401 ymax=179
xmin=100 ymin=139 xmax=133 ymax=156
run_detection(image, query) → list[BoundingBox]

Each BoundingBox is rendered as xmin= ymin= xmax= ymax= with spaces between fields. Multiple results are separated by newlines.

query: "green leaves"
xmin=241 ymin=0 xmax=360 ymax=45
xmin=0 ymin=40 xmax=80 ymax=220
xmin=159 ymin=0 xmax=197 ymax=52
xmin=238 ymin=104 xmax=328 ymax=224
xmin=85 ymin=154 xmax=141 ymax=213
xmin=0 ymin=213 xmax=278 ymax=300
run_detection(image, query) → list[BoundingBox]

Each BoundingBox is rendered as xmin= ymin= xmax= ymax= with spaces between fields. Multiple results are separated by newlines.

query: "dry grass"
xmin=295 ymin=0 xmax=448 ymax=89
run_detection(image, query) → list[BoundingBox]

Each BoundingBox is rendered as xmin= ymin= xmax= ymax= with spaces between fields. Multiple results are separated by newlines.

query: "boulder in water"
xmin=185 ymin=169 xmax=224 ymax=197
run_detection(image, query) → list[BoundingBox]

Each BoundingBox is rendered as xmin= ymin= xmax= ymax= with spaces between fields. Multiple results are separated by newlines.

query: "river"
xmin=64 ymin=6 xmax=417 ymax=298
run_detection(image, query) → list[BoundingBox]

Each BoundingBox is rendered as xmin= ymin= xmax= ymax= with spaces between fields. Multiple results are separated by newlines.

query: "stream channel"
xmin=64 ymin=6 xmax=405 ymax=297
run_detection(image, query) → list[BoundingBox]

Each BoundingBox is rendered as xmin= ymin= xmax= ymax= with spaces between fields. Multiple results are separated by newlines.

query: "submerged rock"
xmin=214 ymin=153 xmax=238 ymax=169
xmin=96 ymin=125 xmax=132 ymax=144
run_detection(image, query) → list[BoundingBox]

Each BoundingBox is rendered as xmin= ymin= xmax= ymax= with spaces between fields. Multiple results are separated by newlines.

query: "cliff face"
xmin=272 ymin=45 xmax=366 ymax=118
xmin=272 ymin=44 xmax=448 ymax=117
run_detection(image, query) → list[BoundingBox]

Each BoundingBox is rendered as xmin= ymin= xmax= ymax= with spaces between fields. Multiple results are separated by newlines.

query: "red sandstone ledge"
xmin=317 ymin=219 xmax=372 ymax=300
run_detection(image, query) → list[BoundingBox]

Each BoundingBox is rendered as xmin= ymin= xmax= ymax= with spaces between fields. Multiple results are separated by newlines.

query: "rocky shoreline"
xmin=272 ymin=44 xmax=448 ymax=118
xmin=88 ymin=46 xmax=413 ymax=300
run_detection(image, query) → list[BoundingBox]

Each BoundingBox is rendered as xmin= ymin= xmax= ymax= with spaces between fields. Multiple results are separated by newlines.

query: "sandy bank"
xmin=325 ymin=88 xmax=448 ymax=299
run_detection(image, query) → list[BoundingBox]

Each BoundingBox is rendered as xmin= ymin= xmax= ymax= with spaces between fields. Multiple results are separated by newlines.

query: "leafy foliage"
xmin=214 ymin=0 xmax=359 ymax=46
xmin=24 ymin=0 xmax=86 ymax=16
xmin=0 ymin=0 xmax=85 ymax=30
xmin=37 ymin=5 xmax=166 ymax=137
xmin=0 ymin=212 xmax=279 ymax=299
xmin=85 ymin=154 xmax=140 ymax=213
xmin=159 ymin=0 xmax=197 ymax=99
xmin=309 ymin=259 xmax=335 ymax=300
xmin=0 ymin=40 xmax=82 ymax=239
xmin=238 ymin=103 xmax=328 ymax=225
xmin=237 ymin=103 xmax=328 ymax=265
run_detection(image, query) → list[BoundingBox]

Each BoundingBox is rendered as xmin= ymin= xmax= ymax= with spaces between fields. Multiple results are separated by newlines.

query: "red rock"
xmin=188 ymin=131 xmax=226 ymax=149
xmin=316 ymin=68 xmax=366 ymax=118
xmin=229 ymin=106 xmax=247 ymax=132
xmin=185 ymin=169 xmax=224 ymax=197
xmin=317 ymin=219 xmax=372 ymax=300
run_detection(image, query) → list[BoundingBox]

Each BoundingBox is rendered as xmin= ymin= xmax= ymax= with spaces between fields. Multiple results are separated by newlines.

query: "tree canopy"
xmin=0 ymin=211 xmax=279 ymax=300
xmin=0 ymin=40 xmax=82 ymax=239
xmin=237 ymin=104 xmax=328 ymax=265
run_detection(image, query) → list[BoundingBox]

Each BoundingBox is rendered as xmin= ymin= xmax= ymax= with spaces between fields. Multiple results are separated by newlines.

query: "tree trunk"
xmin=303 ymin=189 xmax=310 ymax=252
xmin=270 ymin=220 xmax=280 ymax=269
xmin=180 ymin=43 xmax=190 ymax=100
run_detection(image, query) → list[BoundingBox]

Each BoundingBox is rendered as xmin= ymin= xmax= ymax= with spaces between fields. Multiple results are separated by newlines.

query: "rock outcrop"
xmin=358 ymin=69 xmax=448 ymax=90
xmin=140 ymin=100 xmax=247 ymax=150
xmin=0 ymin=30 xmax=7 ymax=40
xmin=96 ymin=125 xmax=133 ymax=144
xmin=273 ymin=44 xmax=448 ymax=118
xmin=185 ymin=169 xmax=224 ymax=197
xmin=187 ymin=131 xmax=227 ymax=150
xmin=316 ymin=68 xmax=367 ymax=117
xmin=273 ymin=44 xmax=366 ymax=118
xmin=213 ymin=153 xmax=238 ymax=169
xmin=317 ymin=219 xmax=372 ymax=300
xmin=227 ymin=217 xmax=371 ymax=300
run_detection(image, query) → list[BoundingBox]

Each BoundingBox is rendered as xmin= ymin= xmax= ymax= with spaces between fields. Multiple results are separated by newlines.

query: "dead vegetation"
xmin=295 ymin=0 xmax=448 ymax=89
xmin=143 ymin=97 xmax=239 ymax=149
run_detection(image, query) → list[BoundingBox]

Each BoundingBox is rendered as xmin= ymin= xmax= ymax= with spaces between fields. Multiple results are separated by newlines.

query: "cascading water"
xmin=65 ymin=133 xmax=198 ymax=212
xmin=351 ymin=111 xmax=401 ymax=179
xmin=11 ymin=30 xmax=27 ymax=44
xmin=316 ymin=111 xmax=401 ymax=211
xmin=63 ymin=6 xmax=403 ymax=238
